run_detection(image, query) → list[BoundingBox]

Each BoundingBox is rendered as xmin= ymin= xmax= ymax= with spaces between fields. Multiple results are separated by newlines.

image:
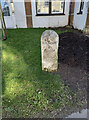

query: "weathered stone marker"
xmin=41 ymin=30 xmax=59 ymax=72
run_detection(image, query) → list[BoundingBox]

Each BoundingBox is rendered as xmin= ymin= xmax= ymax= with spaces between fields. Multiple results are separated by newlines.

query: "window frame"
xmin=36 ymin=0 xmax=65 ymax=16
xmin=1 ymin=1 xmax=10 ymax=16
xmin=77 ymin=0 xmax=84 ymax=15
xmin=10 ymin=0 xmax=15 ymax=14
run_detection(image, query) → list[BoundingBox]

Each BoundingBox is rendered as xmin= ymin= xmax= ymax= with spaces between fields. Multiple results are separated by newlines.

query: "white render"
xmin=13 ymin=0 xmax=27 ymax=28
xmin=1 ymin=0 xmax=27 ymax=28
xmin=4 ymin=1 xmax=16 ymax=28
xmin=1 ymin=0 xmax=89 ymax=30
xmin=73 ymin=1 xmax=88 ymax=30
xmin=31 ymin=0 xmax=70 ymax=28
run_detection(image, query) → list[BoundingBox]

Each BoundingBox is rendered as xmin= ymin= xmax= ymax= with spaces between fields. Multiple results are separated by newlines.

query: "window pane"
xmin=51 ymin=0 xmax=64 ymax=14
xmin=37 ymin=0 xmax=49 ymax=14
xmin=11 ymin=2 xmax=15 ymax=13
xmin=1 ymin=1 xmax=10 ymax=16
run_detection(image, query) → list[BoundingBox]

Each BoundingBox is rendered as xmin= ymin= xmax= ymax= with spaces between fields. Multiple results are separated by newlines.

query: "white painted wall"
xmin=2 ymin=0 xmax=27 ymax=28
xmin=2 ymin=0 xmax=88 ymax=29
xmin=31 ymin=0 xmax=70 ymax=28
xmin=13 ymin=0 xmax=27 ymax=28
xmin=73 ymin=0 xmax=88 ymax=30
xmin=4 ymin=16 xmax=16 ymax=28
xmin=3 ymin=1 xmax=16 ymax=28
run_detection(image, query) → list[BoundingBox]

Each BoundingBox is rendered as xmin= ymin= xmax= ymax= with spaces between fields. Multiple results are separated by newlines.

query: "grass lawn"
xmin=2 ymin=28 xmax=78 ymax=118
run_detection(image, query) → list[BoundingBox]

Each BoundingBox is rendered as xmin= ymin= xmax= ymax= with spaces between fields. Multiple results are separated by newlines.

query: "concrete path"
xmin=66 ymin=109 xmax=89 ymax=119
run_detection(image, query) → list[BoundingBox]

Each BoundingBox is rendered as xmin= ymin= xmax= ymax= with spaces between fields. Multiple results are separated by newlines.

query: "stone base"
xmin=42 ymin=62 xmax=58 ymax=72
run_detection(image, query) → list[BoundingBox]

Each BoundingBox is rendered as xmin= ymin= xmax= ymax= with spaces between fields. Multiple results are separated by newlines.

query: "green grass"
xmin=2 ymin=28 xmax=77 ymax=118
xmin=0 ymin=29 xmax=2 ymax=117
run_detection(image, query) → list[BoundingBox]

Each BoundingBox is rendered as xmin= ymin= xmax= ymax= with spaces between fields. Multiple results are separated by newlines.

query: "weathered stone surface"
xmin=41 ymin=30 xmax=59 ymax=72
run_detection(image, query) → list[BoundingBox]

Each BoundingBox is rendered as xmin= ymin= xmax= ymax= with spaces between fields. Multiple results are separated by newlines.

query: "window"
xmin=37 ymin=0 xmax=49 ymax=14
xmin=10 ymin=0 xmax=15 ymax=13
xmin=44 ymin=1 xmax=49 ymax=6
xmin=36 ymin=0 xmax=65 ymax=16
xmin=77 ymin=0 xmax=84 ymax=14
xmin=1 ymin=1 xmax=10 ymax=16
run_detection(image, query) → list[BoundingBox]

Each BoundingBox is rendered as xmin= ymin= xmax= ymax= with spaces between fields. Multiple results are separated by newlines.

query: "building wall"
xmin=4 ymin=2 xmax=16 ymax=28
xmin=31 ymin=0 xmax=70 ymax=28
xmin=3 ymin=0 xmax=27 ymax=28
xmin=13 ymin=0 xmax=27 ymax=28
xmin=25 ymin=2 xmax=33 ymax=28
xmin=2 ymin=0 xmax=89 ymax=30
xmin=4 ymin=16 xmax=16 ymax=28
xmin=73 ymin=1 xmax=88 ymax=30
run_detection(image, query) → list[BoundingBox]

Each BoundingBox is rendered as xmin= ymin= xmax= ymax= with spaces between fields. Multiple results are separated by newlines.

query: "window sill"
xmin=77 ymin=11 xmax=83 ymax=15
xmin=36 ymin=13 xmax=65 ymax=16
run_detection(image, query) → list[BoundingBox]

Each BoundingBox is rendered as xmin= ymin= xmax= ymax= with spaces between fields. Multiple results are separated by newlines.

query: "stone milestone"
xmin=41 ymin=30 xmax=59 ymax=72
